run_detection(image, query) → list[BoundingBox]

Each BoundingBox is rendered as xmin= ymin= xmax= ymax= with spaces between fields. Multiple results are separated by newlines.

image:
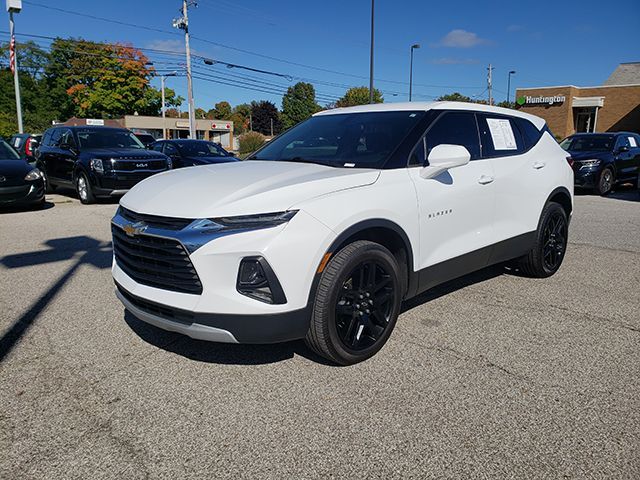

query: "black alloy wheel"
xmin=597 ymin=167 xmax=614 ymax=196
xmin=335 ymin=260 xmax=395 ymax=351
xmin=305 ymin=240 xmax=402 ymax=365
xmin=541 ymin=210 xmax=567 ymax=272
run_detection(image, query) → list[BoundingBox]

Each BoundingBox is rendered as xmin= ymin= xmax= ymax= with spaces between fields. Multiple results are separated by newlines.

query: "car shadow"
xmin=0 ymin=200 xmax=55 ymax=214
xmin=124 ymin=311 xmax=336 ymax=366
xmin=575 ymin=184 xmax=639 ymax=202
xmin=0 ymin=236 xmax=112 ymax=363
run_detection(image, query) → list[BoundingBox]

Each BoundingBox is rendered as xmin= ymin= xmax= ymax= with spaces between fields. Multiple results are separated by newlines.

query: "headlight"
xmin=24 ymin=168 xmax=43 ymax=181
xmin=578 ymin=159 xmax=601 ymax=168
xmin=90 ymin=158 xmax=104 ymax=174
xmin=192 ymin=210 xmax=298 ymax=232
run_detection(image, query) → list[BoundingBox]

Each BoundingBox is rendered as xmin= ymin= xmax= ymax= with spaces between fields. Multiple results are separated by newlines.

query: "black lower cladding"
xmin=117 ymin=283 xmax=311 ymax=343
xmin=0 ymin=180 xmax=45 ymax=205
xmin=112 ymin=224 xmax=203 ymax=294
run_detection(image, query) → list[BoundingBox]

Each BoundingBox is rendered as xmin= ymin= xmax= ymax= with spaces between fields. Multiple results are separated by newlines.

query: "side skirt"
xmin=409 ymin=231 xmax=536 ymax=298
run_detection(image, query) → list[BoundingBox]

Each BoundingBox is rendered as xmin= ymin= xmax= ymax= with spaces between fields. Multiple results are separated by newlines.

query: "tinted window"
xmin=0 ymin=140 xmax=20 ymax=160
xmin=477 ymin=114 xmax=525 ymax=158
xmin=410 ymin=111 xmax=480 ymax=166
xmin=561 ymin=135 xmax=614 ymax=152
xmin=151 ymin=142 xmax=164 ymax=152
xmin=176 ymin=141 xmax=229 ymax=157
xmin=513 ymin=117 xmax=543 ymax=150
xmin=75 ymin=129 xmax=144 ymax=149
xmin=615 ymin=136 xmax=631 ymax=150
xmin=50 ymin=129 xmax=63 ymax=147
xmin=164 ymin=143 xmax=179 ymax=156
xmin=60 ymin=129 xmax=76 ymax=148
xmin=249 ymin=111 xmax=426 ymax=168
xmin=41 ymin=130 xmax=52 ymax=147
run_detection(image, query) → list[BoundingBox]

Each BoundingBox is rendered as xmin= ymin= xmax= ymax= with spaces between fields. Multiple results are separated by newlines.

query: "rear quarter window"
xmin=513 ymin=117 xmax=543 ymax=150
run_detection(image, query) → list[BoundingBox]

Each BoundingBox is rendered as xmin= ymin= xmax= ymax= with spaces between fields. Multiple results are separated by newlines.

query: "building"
xmin=62 ymin=115 xmax=234 ymax=150
xmin=515 ymin=62 xmax=640 ymax=139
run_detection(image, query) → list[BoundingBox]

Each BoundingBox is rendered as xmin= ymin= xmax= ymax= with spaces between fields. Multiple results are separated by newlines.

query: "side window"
xmin=152 ymin=142 xmax=164 ymax=152
xmin=615 ymin=136 xmax=631 ymax=150
xmin=477 ymin=114 xmax=525 ymax=158
xmin=50 ymin=129 xmax=63 ymax=148
xmin=41 ymin=130 xmax=52 ymax=147
xmin=632 ymin=135 xmax=640 ymax=148
xmin=164 ymin=143 xmax=179 ymax=156
xmin=60 ymin=129 xmax=76 ymax=148
xmin=513 ymin=117 xmax=543 ymax=150
xmin=409 ymin=111 xmax=481 ymax=166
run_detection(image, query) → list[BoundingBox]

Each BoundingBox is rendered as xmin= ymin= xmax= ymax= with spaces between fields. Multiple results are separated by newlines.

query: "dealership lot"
xmin=1 ymin=191 xmax=638 ymax=479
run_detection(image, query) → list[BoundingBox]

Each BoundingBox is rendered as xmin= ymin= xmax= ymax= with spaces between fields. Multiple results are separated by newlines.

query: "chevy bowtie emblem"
xmin=123 ymin=221 xmax=147 ymax=237
xmin=0 ymin=176 xmax=6 ymax=182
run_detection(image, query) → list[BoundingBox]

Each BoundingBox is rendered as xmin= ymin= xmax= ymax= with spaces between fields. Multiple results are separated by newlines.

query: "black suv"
xmin=561 ymin=132 xmax=640 ymax=195
xmin=9 ymin=133 xmax=42 ymax=165
xmin=36 ymin=126 xmax=171 ymax=204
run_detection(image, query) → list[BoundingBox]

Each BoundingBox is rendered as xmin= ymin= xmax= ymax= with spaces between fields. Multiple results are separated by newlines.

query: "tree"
xmin=195 ymin=107 xmax=207 ymax=119
xmin=335 ymin=87 xmax=383 ymax=108
xmin=250 ymin=100 xmax=281 ymax=136
xmin=437 ymin=92 xmax=472 ymax=102
xmin=496 ymin=101 xmax=515 ymax=109
xmin=281 ymin=82 xmax=321 ymax=129
xmin=165 ymin=108 xmax=180 ymax=118
xmin=238 ymin=131 xmax=266 ymax=155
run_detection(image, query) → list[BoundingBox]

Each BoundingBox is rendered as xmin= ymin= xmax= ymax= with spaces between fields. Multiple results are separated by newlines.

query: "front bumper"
xmin=573 ymin=167 xmax=599 ymax=188
xmin=0 ymin=181 xmax=45 ymax=206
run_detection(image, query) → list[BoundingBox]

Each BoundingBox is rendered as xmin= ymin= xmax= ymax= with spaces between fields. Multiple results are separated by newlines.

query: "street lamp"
xmin=6 ymin=0 xmax=23 ymax=133
xmin=368 ymin=0 xmax=375 ymax=104
xmin=160 ymin=72 xmax=178 ymax=139
xmin=409 ymin=43 xmax=420 ymax=101
xmin=507 ymin=70 xmax=516 ymax=104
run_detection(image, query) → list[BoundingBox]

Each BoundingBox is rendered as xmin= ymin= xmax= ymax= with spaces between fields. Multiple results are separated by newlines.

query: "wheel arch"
xmin=545 ymin=186 xmax=572 ymax=218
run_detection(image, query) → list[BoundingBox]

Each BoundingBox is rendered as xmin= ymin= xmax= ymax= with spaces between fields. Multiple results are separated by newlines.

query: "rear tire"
xmin=596 ymin=167 xmax=614 ymax=196
xmin=305 ymin=240 xmax=402 ymax=365
xmin=519 ymin=202 xmax=568 ymax=278
xmin=76 ymin=172 xmax=95 ymax=205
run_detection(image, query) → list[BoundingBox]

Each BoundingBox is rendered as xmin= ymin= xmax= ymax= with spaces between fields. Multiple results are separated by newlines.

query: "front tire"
xmin=76 ymin=172 xmax=95 ymax=204
xmin=519 ymin=202 xmax=568 ymax=278
xmin=596 ymin=167 xmax=614 ymax=196
xmin=305 ymin=240 xmax=402 ymax=365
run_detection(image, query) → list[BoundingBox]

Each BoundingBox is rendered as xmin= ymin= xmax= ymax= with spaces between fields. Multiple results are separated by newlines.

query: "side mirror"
xmin=420 ymin=144 xmax=471 ymax=179
xmin=617 ymin=145 xmax=629 ymax=153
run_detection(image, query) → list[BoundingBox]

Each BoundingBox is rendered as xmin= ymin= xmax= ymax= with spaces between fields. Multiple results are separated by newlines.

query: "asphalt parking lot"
xmin=1 ymin=189 xmax=639 ymax=479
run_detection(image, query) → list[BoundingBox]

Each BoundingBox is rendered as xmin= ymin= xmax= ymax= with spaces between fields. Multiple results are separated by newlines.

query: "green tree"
xmin=496 ymin=101 xmax=515 ymax=109
xmin=281 ymin=82 xmax=321 ymax=129
xmin=437 ymin=92 xmax=472 ymax=102
xmin=195 ymin=107 xmax=207 ymax=119
xmin=250 ymin=100 xmax=281 ymax=136
xmin=335 ymin=87 xmax=383 ymax=108
xmin=214 ymin=101 xmax=232 ymax=119
xmin=238 ymin=131 xmax=266 ymax=155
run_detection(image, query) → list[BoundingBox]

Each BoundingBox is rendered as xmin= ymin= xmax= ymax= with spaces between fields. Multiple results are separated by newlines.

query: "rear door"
xmin=408 ymin=111 xmax=496 ymax=279
xmin=163 ymin=142 xmax=183 ymax=168
xmin=58 ymin=129 xmax=78 ymax=181
xmin=45 ymin=129 xmax=64 ymax=180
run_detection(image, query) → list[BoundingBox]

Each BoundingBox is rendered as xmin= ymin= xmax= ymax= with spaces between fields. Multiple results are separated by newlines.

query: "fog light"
xmin=237 ymin=257 xmax=286 ymax=304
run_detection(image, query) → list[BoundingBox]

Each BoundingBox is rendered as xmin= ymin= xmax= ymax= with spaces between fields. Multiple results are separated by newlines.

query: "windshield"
xmin=249 ymin=111 xmax=426 ymax=168
xmin=0 ymin=140 xmax=20 ymax=160
xmin=76 ymin=129 xmax=145 ymax=149
xmin=560 ymin=135 xmax=614 ymax=152
xmin=176 ymin=141 xmax=229 ymax=157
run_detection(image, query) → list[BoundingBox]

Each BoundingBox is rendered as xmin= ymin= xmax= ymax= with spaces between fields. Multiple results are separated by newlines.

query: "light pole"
xmin=409 ymin=44 xmax=420 ymax=101
xmin=368 ymin=0 xmax=375 ymax=104
xmin=6 ymin=0 xmax=23 ymax=133
xmin=507 ymin=70 xmax=516 ymax=104
xmin=160 ymin=72 xmax=177 ymax=139
xmin=173 ymin=0 xmax=196 ymax=139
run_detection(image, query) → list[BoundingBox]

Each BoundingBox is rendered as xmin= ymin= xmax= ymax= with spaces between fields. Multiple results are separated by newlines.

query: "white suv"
xmin=111 ymin=102 xmax=573 ymax=365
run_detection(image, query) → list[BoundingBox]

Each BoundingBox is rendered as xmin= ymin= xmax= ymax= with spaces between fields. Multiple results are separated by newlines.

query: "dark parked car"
xmin=133 ymin=132 xmax=156 ymax=148
xmin=561 ymin=132 xmax=640 ymax=195
xmin=151 ymin=139 xmax=238 ymax=168
xmin=0 ymin=139 xmax=45 ymax=209
xmin=35 ymin=126 xmax=171 ymax=204
xmin=9 ymin=133 xmax=42 ymax=164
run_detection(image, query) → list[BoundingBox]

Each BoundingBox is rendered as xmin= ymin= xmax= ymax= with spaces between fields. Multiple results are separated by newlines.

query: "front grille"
xmin=112 ymin=158 xmax=167 ymax=171
xmin=120 ymin=207 xmax=194 ymax=230
xmin=116 ymin=283 xmax=195 ymax=324
xmin=112 ymin=225 xmax=203 ymax=294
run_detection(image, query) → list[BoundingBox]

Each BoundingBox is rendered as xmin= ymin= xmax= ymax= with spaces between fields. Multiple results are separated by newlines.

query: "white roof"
xmin=314 ymin=101 xmax=546 ymax=129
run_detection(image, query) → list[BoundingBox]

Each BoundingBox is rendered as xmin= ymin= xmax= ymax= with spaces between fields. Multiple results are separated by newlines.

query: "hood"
xmin=0 ymin=159 xmax=33 ymax=178
xmin=567 ymin=150 xmax=613 ymax=161
xmin=185 ymin=155 xmax=239 ymax=165
xmin=121 ymin=160 xmax=379 ymax=218
xmin=79 ymin=148 xmax=165 ymax=159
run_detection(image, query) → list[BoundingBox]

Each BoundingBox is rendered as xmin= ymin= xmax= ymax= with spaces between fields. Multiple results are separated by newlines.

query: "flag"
xmin=9 ymin=35 xmax=16 ymax=75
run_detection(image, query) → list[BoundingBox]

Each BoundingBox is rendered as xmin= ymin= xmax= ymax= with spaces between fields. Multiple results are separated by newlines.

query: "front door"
xmin=408 ymin=111 xmax=496 ymax=286
xmin=613 ymin=135 xmax=640 ymax=182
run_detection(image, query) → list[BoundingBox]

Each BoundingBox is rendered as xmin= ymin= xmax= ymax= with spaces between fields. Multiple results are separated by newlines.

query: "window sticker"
xmin=628 ymin=136 xmax=637 ymax=147
xmin=486 ymin=118 xmax=517 ymax=150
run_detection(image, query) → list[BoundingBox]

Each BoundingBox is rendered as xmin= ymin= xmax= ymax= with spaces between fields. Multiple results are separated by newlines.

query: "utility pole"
xmin=249 ymin=113 xmax=252 ymax=131
xmin=173 ymin=1 xmax=196 ymax=139
xmin=487 ymin=64 xmax=494 ymax=106
xmin=507 ymin=70 xmax=516 ymax=104
xmin=409 ymin=43 xmax=420 ymax=101
xmin=368 ymin=0 xmax=375 ymax=104
xmin=7 ymin=0 xmax=23 ymax=133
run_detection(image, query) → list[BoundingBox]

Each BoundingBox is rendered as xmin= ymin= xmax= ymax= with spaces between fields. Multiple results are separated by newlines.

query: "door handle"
xmin=533 ymin=161 xmax=546 ymax=169
xmin=478 ymin=175 xmax=494 ymax=185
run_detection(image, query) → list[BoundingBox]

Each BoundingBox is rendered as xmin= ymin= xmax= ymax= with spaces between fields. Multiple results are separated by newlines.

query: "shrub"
xmin=238 ymin=131 xmax=266 ymax=155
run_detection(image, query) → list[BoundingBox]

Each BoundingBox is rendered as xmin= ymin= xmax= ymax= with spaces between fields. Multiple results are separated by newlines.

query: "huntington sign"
xmin=516 ymin=95 xmax=566 ymax=106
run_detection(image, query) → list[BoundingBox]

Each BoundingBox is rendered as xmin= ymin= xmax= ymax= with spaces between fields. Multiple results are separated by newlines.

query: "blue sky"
xmin=6 ymin=0 xmax=640 ymax=111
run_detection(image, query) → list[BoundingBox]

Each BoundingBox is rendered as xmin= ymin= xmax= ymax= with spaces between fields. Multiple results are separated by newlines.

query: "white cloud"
xmin=431 ymin=57 xmax=479 ymax=65
xmin=434 ymin=29 xmax=490 ymax=48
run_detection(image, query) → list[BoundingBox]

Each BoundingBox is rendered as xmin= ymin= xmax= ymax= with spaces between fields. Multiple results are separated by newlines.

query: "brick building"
xmin=515 ymin=62 xmax=640 ymax=139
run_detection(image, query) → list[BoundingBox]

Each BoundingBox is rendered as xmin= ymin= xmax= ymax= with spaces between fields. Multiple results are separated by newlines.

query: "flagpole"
xmin=8 ymin=10 xmax=23 ymax=133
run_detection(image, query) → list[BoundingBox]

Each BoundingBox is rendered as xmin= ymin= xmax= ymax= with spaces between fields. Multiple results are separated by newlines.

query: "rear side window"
xmin=49 ymin=129 xmax=63 ymax=147
xmin=514 ymin=117 xmax=543 ymax=150
xmin=151 ymin=142 xmax=164 ymax=152
xmin=410 ymin=111 xmax=481 ymax=165
xmin=41 ymin=130 xmax=52 ymax=147
xmin=477 ymin=114 xmax=525 ymax=158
